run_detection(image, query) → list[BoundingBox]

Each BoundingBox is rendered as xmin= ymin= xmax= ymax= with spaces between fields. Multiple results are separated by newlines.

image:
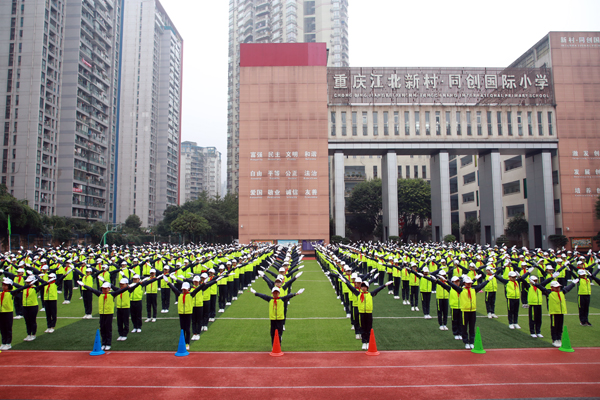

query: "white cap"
xmin=150 ymin=269 xmax=156 ymax=274
xmin=86 ymin=267 xmax=93 ymax=272
xmin=182 ymin=282 xmax=190 ymax=290
xmin=271 ymin=287 xmax=280 ymax=293
xmin=101 ymin=282 xmax=111 ymax=288
xmin=26 ymin=275 xmax=36 ymax=283
xmin=219 ymin=265 xmax=225 ymax=270
xmin=279 ymin=267 xmax=286 ymax=272
xmin=49 ymin=273 xmax=56 ymax=280
xmin=355 ymin=277 xmax=362 ymax=283
xmin=121 ymin=261 xmax=128 ymax=265
xmin=508 ymin=271 xmax=518 ymax=278
xmin=451 ymin=276 xmax=459 ymax=282
xmin=3 ymin=278 xmax=13 ymax=285
xmin=438 ymin=270 xmax=447 ymax=276
xmin=192 ymin=275 xmax=201 ymax=282
xmin=529 ymin=275 xmax=538 ymax=281
xmin=276 ymin=275 xmax=284 ymax=281
xmin=208 ymin=268 xmax=215 ymax=274
xmin=120 ymin=278 xmax=129 ymax=284
xmin=41 ymin=265 xmax=49 ymax=270
xmin=422 ymin=267 xmax=429 ymax=273
xmin=201 ymin=273 xmax=208 ymax=279
xmin=133 ymin=274 xmax=140 ymax=279
xmin=463 ymin=277 xmax=473 ymax=284
xmin=486 ymin=266 xmax=494 ymax=271
xmin=550 ymin=281 xmax=561 ymax=288
xmin=577 ymin=269 xmax=586 ymax=275
xmin=361 ymin=281 xmax=370 ymax=287
xmin=17 ymin=268 xmax=25 ymax=273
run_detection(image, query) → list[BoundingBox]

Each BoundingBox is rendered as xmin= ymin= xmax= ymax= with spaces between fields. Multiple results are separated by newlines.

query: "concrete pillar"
xmin=430 ymin=151 xmax=451 ymax=242
xmin=382 ymin=151 xmax=399 ymax=241
xmin=525 ymin=151 xmax=555 ymax=249
xmin=334 ymin=151 xmax=345 ymax=237
xmin=478 ymin=150 xmax=504 ymax=246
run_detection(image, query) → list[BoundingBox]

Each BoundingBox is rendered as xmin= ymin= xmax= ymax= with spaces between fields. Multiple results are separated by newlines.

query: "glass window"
xmin=341 ymin=111 xmax=346 ymax=136
xmin=456 ymin=111 xmax=461 ymax=135
xmin=373 ymin=111 xmax=378 ymax=136
xmin=373 ymin=165 xmax=378 ymax=178
xmin=466 ymin=111 xmax=472 ymax=136
xmin=394 ymin=111 xmax=399 ymax=136
xmin=507 ymin=204 xmax=525 ymax=218
xmin=552 ymin=170 xmax=559 ymax=185
xmin=497 ymin=111 xmax=502 ymax=136
xmin=503 ymin=180 xmax=521 ymax=195
xmin=398 ymin=165 xmax=402 ymax=178
xmin=537 ymin=111 xmax=543 ymax=135
xmin=425 ymin=111 xmax=430 ymax=135
xmin=487 ymin=111 xmax=492 ymax=135
xmin=383 ymin=111 xmax=389 ymax=136
xmin=352 ymin=111 xmax=357 ymax=136
xmin=507 ymin=111 xmax=513 ymax=136
xmin=460 ymin=155 xmax=472 ymax=167
xmin=548 ymin=112 xmax=553 ymax=136
xmin=422 ymin=165 xmax=427 ymax=179
xmin=463 ymin=172 xmax=476 ymax=185
xmin=330 ymin=111 xmax=336 ymax=136
xmin=404 ymin=111 xmax=410 ymax=135
xmin=504 ymin=155 xmax=522 ymax=171
xmin=414 ymin=165 xmax=418 ymax=178
xmin=414 ymin=111 xmax=420 ymax=135
xmin=446 ymin=111 xmax=451 ymax=135
xmin=362 ymin=111 xmax=368 ymax=136
xmin=527 ymin=111 xmax=533 ymax=136
xmin=517 ymin=111 xmax=523 ymax=136
xmin=476 ymin=111 xmax=482 ymax=135
xmin=462 ymin=192 xmax=475 ymax=203
xmin=405 ymin=165 xmax=410 ymax=178
xmin=435 ymin=111 xmax=440 ymax=135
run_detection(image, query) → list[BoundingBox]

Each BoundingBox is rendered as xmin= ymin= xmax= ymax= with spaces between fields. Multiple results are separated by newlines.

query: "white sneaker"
xmin=233 ymin=297 xmax=237 ymax=300
xmin=362 ymin=343 xmax=368 ymax=350
xmin=454 ymin=335 xmax=459 ymax=340
xmin=531 ymin=334 xmax=537 ymax=338
xmin=45 ymin=329 xmax=50 ymax=333
xmin=117 ymin=336 xmax=123 ymax=341
xmin=492 ymin=314 xmax=498 ymax=318
xmin=66 ymin=301 xmax=70 ymax=304
xmin=164 ymin=310 xmax=169 ymax=313
xmin=137 ymin=329 xmax=141 ymax=333
xmin=394 ymin=296 xmax=399 ymax=299
xmin=191 ymin=335 xmax=198 ymax=341
xmin=40 ymin=308 xmax=45 ymax=312
xmin=238 ymin=290 xmax=243 ymax=294
xmin=439 ymin=325 xmax=444 ymax=330
xmin=121 ymin=336 xmax=127 ymax=341
xmin=470 ymin=344 xmax=475 ymax=349
xmin=283 ymin=326 xmax=286 ymax=331
xmin=415 ymin=307 xmax=419 ymax=311
xmin=105 ymin=346 xmax=111 ymax=350
xmin=514 ymin=324 xmax=521 ymax=329
xmin=48 ymin=328 xmax=54 ymax=333
xmin=218 ymin=309 xmax=224 ymax=313
xmin=101 ymin=345 xmax=106 ymax=350
xmin=509 ymin=324 xmax=515 ymax=329
xmin=411 ymin=307 xmax=415 ymax=311
xmin=174 ymin=301 xmax=178 ymax=304
xmin=537 ymin=333 xmax=544 ymax=338
xmin=443 ymin=326 xmax=449 ymax=331
xmin=132 ymin=329 xmax=137 ymax=333
xmin=57 ymin=291 xmax=62 ymax=294
xmin=13 ymin=315 xmax=22 ymax=319
xmin=465 ymin=343 xmax=471 ymax=349
xmin=458 ymin=335 xmax=463 ymax=340
xmin=488 ymin=313 xmax=492 ymax=319
xmin=337 ymin=296 xmax=340 ymax=299
xmin=351 ymin=325 xmax=354 ymax=330
xmin=79 ymin=297 xmax=83 ymax=300
xmin=145 ymin=318 xmax=151 ymax=322
xmin=552 ymin=340 xmax=560 ymax=347
xmin=209 ymin=318 xmax=215 ymax=322
xmin=355 ymin=334 xmax=361 ymax=340
xmin=151 ymin=318 xmax=156 ymax=322
xmin=186 ymin=344 xmax=190 ymax=350
xmin=29 ymin=335 xmax=36 ymax=341
xmin=226 ymin=302 xmax=231 ymax=306
xmin=24 ymin=335 xmax=32 ymax=341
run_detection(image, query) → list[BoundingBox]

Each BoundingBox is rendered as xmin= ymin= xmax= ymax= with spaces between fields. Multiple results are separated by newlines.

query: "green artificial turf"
xmin=7 ymin=260 xmax=600 ymax=352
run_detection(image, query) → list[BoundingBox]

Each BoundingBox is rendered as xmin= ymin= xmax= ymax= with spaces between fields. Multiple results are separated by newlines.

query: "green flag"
xmin=7 ymin=214 xmax=11 ymax=236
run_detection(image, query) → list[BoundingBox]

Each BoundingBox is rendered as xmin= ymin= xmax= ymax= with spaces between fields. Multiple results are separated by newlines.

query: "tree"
xmin=347 ymin=214 xmax=376 ymax=241
xmin=346 ymin=179 xmax=382 ymax=239
xmin=170 ymin=211 xmax=211 ymax=243
xmin=460 ymin=218 xmax=481 ymax=243
xmin=548 ymin=234 xmax=568 ymax=249
xmin=125 ymin=214 xmax=142 ymax=230
xmin=0 ymin=184 xmax=43 ymax=236
xmin=443 ymin=234 xmax=456 ymax=243
xmin=52 ymin=227 xmax=73 ymax=243
xmin=506 ymin=213 xmax=529 ymax=247
xmin=398 ymin=179 xmax=431 ymax=241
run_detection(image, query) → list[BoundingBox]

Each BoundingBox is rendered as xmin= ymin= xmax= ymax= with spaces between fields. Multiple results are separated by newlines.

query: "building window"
xmin=552 ymin=170 xmax=559 ymax=185
xmin=523 ymin=178 xmax=527 ymax=199
xmin=527 ymin=111 xmax=533 ymax=136
xmin=496 ymin=111 xmax=502 ymax=136
xmin=383 ymin=111 xmax=389 ymax=136
xmin=422 ymin=165 xmax=427 ymax=179
xmin=414 ymin=165 xmax=418 ymax=179
xmin=504 ymin=155 xmax=522 ymax=171
xmin=487 ymin=111 xmax=492 ymax=135
xmin=330 ymin=111 xmax=336 ymax=136
xmin=446 ymin=111 xmax=451 ymax=135
xmin=537 ymin=111 xmax=543 ymax=135
xmin=460 ymin=155 xmax=472 ymax=167
xmin=466 ymin=111 xmax=472 ymax=136
xmin=341 ymin=111 xmax=346 ymax=136
xmin=394 ymin=111 xmax=399 ymax=136
xmin=435 ymin=111 xmax=440 ymax=135
xmin=517 ymin=111 xmax=523 ymax=136
xmin=462 ymin=192 xmax=475 ymax=203
xmin=352 ymin=111 xmax=357 ymax=136
xmin=362 ymin=111 xmax=368 ymax=136
xmin=456 ymin=111 xmax=461 ymax=135
xmin=507 ymin=204 xmax=525 ymax=218
xmin=373 ymin=165 xmax=378 ymax=178
xmin=425 ymin=111 xmax=430 ymax=135
xmin=398 ymin=165 xmax=402 ymax=178
xmin=465 ymin=211 xmax=477 ymax=221
xmin=405 ymin=165 xmax=410 ymax=178
xmin=554 ymin=199 xmax=560 ymax=214
xmin=414 ymin=111 xmax=420 ymax=135
xmin=463 ymin=172 xmax=476 ymax=185
xmin=476 ymin=111 xmax=482 ymax=135
xmin=373 ymin=111 xmax=378 ymax=136
xmin=503 ymin=180 xmax=521 ymax=195
xmin=507 ymin=111 xmax=513 ymax=136
xmin=404 ymin=111 xmax=410 ymax=135
xmin=548 ymin=112 xmax=553 ymax=136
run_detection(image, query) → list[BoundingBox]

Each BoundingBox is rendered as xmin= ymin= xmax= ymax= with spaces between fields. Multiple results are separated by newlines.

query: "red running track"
xmin=1 ymin=348 xmax=599 ymax=400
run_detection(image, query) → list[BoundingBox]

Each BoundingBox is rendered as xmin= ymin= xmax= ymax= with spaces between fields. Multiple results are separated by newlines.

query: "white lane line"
xmin=0 ymin=382 xmax=598 ymax=390
xmin=1 ymin=362 xmax=599 ymax=370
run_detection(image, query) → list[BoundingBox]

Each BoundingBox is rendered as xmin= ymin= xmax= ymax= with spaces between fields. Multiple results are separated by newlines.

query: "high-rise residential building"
xmin=226 ymin=0 xmax=349 ymax=194
xmin=179 ymin=141 xmax=222 ymax=202
xmin=116 ymin=0 xmax=182 ymax=227
xmin=0 ymin=0 xmax=122 ymax=221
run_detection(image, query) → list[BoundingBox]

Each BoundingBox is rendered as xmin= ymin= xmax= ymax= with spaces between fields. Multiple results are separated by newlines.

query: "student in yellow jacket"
xmin=0 ymin=277 xmax=27 ymax=350
xmin=534 ymin=279 xmax=577 ymax=347
xmin=250 ymin=286 xmax=304 ymax=346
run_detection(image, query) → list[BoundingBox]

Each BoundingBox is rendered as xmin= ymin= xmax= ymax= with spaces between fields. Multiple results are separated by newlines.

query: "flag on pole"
xmin=7 ymin=214 xmax=11 ymax=236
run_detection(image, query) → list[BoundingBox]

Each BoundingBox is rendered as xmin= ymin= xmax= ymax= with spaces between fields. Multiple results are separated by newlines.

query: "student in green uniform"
xmin=250 ymin=286 xmax=304 ymax=346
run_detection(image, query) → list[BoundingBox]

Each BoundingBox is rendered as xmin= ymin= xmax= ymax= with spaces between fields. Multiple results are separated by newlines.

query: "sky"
xmin=158 ymin=0 xmax=600 ymax=189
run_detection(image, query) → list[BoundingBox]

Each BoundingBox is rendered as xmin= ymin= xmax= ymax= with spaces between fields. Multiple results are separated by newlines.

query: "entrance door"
xmin=485 ymin=225 xmax=491 ymax=245
xmin=436 ymin=226 xmax=440 ymax=242
xmin=534 ymin=225 xmax=542 ymax=249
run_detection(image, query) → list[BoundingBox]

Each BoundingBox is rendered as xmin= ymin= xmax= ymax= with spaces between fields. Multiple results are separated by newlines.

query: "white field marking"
xmin=1 ymin=362 xmax=599 ymax=370
xmin=0 ymin=382 xmax=599 ymax=390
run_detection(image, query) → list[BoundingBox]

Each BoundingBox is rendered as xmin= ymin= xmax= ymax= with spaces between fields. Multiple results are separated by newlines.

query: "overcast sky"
xmin=158 ymin=0 xmax=600 ymax=187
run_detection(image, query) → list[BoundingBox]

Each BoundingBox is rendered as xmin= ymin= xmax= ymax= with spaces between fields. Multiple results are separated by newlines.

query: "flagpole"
xmin=7 ymin=214 xmax=11 ymax=253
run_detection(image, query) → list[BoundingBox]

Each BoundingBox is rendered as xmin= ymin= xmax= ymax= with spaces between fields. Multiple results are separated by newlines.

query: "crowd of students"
xmin=316 ymin=242 xmax=599 ymax=349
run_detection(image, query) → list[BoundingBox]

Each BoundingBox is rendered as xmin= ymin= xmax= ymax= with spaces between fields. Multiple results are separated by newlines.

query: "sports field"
xmin=7 ymin=260 xmax=600 ymax=352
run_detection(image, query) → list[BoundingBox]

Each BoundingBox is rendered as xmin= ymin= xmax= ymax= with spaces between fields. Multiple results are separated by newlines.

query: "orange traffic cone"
xmin=366 ymin=328 xmax=380 ymax=356
xmin=270 ymin=329 xmax=284 ymax=357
